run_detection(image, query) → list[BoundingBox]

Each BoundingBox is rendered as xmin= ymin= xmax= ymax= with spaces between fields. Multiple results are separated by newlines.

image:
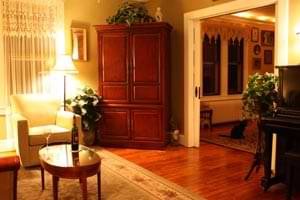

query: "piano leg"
xmin=261 ymin=126 xmax=273 ymax=191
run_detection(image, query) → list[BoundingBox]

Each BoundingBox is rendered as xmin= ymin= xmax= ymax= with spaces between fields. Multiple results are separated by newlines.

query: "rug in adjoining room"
xmin=18 ymin=149 xmax=203 ymax=200
xmin=200 ymin=121 xmax=257 ymax=153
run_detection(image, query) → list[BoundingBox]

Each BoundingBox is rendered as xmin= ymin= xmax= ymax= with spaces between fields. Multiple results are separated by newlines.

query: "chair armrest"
xmin=0 ymin=156 xmax=20 ymax=172
xmin=56 ymin=111 xmax=83 ymax=144
xmin=11 ymin=114 xmax=29 ymax=163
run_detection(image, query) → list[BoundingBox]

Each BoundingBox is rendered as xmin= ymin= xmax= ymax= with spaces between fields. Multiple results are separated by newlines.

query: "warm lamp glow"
xmin=256 ymin=16 xmax=270 ymax=21
xmin=232 ymin=12 xmax=253 ymax=18
xmin=52 ymin=54 xmax=78 ymax=111
xmin=52 ymin=54 xmax=78 ymax=74
xmin=232 ymin=12 xmax=275 ymax=23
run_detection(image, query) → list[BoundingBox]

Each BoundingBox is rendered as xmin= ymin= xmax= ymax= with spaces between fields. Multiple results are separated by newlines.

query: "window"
xmin=202 ymin=34 xmax=221 ymax=96
xmin=228 ymin=38 xmax=244 ymax=94
xmin=0 ymin=0 xmax=64 ymax=152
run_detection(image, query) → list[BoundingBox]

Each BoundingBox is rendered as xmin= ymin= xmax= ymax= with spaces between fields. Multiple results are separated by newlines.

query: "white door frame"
xmin=182 ymin=0 xmax=289 ymax=147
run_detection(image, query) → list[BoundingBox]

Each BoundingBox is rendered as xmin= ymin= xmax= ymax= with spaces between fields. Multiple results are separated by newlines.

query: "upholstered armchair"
xmin=10 ymin=94 xmax=82 ymax=167
xmin=0 ymin=155 xmax=20 ymax=200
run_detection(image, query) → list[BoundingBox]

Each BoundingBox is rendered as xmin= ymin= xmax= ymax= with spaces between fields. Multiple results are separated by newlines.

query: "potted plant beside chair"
xmin=66 ymin=87 xmax=102 ymax=146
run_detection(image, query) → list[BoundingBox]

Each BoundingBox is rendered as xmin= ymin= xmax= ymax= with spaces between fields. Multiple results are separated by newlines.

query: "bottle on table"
xmin=71 ymin=115 xmax=79 ymax=151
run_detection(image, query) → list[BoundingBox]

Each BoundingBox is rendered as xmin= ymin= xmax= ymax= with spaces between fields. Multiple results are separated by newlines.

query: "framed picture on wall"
xmin=253 ymin=44 xmax=261 ymax=55
xmin=251 ymin=28 xmax=259 ymax=42
xmin=253 ymin=58 xmax=261 ymax=70
xmin=261 ymin=30 xmax=274 ymax=46
xmin=264 ymin=50 xmax=273 ymax=64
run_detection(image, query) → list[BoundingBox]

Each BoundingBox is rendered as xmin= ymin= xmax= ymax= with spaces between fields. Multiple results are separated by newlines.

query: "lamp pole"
xmin=52 ymin=54 xmax=78 ymax=111
xmin=64 ymin=75 xmax=66 ymax=111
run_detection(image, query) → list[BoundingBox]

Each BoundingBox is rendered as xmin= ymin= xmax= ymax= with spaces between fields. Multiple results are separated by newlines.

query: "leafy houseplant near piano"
xmin=242 ymin=72 xmax=278 ymax=119
xmin=66 ymin=87 xmax=102 ymax=146
xmin=242 ymin=72 xmax=278 ymax=180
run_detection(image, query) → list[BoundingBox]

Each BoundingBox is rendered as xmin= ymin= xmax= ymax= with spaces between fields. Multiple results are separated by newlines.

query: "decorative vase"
xmin=155 ymin=7 xmax=163 ymax=22
xmin=170 ymin=129 xmax=180 ymax=145
xmin=82 ymin=130 xmax=95 ymax=146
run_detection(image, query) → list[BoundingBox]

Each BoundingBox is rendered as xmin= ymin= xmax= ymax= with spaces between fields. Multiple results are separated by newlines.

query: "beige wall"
xmin=0 ymin=116 xmax=6 ymax=140
xmin=288 ymin=0 xmax=300 ymax=64
xmin=64 ymin=0 xmax=123 ymax=89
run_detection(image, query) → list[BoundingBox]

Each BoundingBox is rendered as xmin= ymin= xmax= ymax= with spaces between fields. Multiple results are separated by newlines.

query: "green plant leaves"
xmin=106 ymin=2 xmax=155 ymax=25
xmin=66 ymin=87 xmax=102 ymax=132
xmin=242 ymin=72 xmax=278 ymax=119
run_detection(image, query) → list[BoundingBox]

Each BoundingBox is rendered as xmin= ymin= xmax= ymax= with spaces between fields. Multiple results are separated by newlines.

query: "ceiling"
xmin=231 ymin=5 xmax=275 ymax=23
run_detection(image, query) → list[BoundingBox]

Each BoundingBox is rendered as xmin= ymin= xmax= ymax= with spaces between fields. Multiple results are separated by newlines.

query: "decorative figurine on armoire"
xmin=155 ymin=7 xmax=163 ymax=22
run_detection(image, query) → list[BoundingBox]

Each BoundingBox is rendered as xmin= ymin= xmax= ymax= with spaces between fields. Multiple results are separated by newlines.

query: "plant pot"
xmin=171 ymin=130 xmax=180 ymax=141
xmin=82 ymin=130 xmax=95 ymax=146
xmin=170 ymin=129 xmax=180 ymax=145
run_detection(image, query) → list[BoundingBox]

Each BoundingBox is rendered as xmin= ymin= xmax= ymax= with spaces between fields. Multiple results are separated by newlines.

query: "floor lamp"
xmin=52 ymin=54 xmax=78 ymax=111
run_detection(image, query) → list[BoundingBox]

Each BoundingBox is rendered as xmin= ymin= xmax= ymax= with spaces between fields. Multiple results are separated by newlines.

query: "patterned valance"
xmin=201 ymin=19 xmax=251 ymax=42
xmin=0 ymin=0 xmax=63 ymax=36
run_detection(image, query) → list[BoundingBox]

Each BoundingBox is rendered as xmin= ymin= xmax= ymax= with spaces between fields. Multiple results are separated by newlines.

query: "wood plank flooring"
xmin=107 ymin=143 xmax=287 ymax=200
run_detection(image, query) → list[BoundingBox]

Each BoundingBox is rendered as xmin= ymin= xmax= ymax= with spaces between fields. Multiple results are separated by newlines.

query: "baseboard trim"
xmin=178 ymin=134 xmax=187 ymax=147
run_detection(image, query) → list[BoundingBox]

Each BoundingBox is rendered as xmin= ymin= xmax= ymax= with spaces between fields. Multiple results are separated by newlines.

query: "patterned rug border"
xmin=99 ymin=148 xmax=205 ymax=200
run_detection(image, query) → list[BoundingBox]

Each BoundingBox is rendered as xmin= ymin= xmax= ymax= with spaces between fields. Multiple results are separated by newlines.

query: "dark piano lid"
xmin=276 ymin=107 xmax=300 ymax=119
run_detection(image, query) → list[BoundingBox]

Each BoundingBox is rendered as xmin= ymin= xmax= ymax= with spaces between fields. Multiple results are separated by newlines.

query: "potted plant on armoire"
xmin=242 ymin=72 xmax=278 ymax=180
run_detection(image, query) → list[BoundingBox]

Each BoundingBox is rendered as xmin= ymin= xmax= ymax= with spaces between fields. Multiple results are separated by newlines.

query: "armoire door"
xmin=99 ymin=108 xmax=130 ymax=140
xmin=131 ymin=109 xmax=162 ymax=141
xmin=131 ymin=28 xmax=162 ymax=104
xmin=98 ymin=31 xmax=130 ymax=103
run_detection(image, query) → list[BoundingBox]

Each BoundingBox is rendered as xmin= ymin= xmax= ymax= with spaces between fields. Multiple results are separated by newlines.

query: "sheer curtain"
xmin=0 ymin=0 xmax=64 ymax=150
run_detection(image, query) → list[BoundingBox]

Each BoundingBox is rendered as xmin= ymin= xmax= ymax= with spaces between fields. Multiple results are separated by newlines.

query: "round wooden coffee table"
xmin=39 ymin=144 xmax=101 ymax=200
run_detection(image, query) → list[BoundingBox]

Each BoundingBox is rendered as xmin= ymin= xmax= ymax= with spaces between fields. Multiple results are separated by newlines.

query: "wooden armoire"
xmin=95 ymin=22 xmax=172 ymax=148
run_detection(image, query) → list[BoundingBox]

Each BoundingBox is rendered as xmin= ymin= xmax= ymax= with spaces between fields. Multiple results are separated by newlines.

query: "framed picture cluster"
xmin=251 ymin=27 xmax=274 ymax=69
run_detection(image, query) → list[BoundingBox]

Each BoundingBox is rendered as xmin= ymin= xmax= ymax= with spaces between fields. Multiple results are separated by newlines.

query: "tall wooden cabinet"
xmin=95 ymin=23 xmax=172 ymax=148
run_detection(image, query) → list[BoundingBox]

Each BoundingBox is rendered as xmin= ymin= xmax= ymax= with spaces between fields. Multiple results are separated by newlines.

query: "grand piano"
xmin=261 ymin=65 xmax=300 ymax=191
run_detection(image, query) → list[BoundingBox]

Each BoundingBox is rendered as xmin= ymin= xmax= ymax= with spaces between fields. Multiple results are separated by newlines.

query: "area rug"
xmin=200 ymin=121 xmax=257 ymax=153
xmin=18 ymin=149 xmax=203 ymax=200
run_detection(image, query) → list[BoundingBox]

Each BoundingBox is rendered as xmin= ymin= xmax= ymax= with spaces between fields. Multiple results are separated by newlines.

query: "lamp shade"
xmin=52 ymin=54 xmax=78 ymax=74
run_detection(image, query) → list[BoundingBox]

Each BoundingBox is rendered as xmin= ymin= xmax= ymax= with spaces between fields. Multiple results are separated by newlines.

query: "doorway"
xmin=199 ymin=5 xmax=275 ymax=153
xmin=183 ymin=0 xmax=289 ymax=147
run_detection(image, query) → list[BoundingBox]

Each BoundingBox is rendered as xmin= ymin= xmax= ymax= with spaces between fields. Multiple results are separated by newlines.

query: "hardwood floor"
xmin=106 ymin=143 xmax=287 ymax=200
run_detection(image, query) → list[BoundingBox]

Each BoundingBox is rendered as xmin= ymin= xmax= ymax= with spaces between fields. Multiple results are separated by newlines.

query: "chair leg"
xmin=13 ymin=169 xmax=18 ymax=200
xmin=41 ymin=166 xmax=45 ymax=190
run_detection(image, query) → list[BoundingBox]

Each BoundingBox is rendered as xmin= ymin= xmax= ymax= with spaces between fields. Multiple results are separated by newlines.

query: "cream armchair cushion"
xmin=10 ymin=94 xmax=82 ymax=167
xmin=29 ymin=125 xmax=70 ymax=146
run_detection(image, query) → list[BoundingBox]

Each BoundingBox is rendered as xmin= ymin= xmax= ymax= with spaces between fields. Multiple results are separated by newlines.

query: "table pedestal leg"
xmin=41 ymin=167 xmax=45 ymax=190
xmin=52 ymin=176 xmax=59 ymax=200
xmin=97 ymin=171 xmax=101 ymax=200
xmin=80 ymin=178 xmax=88 ymax=200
